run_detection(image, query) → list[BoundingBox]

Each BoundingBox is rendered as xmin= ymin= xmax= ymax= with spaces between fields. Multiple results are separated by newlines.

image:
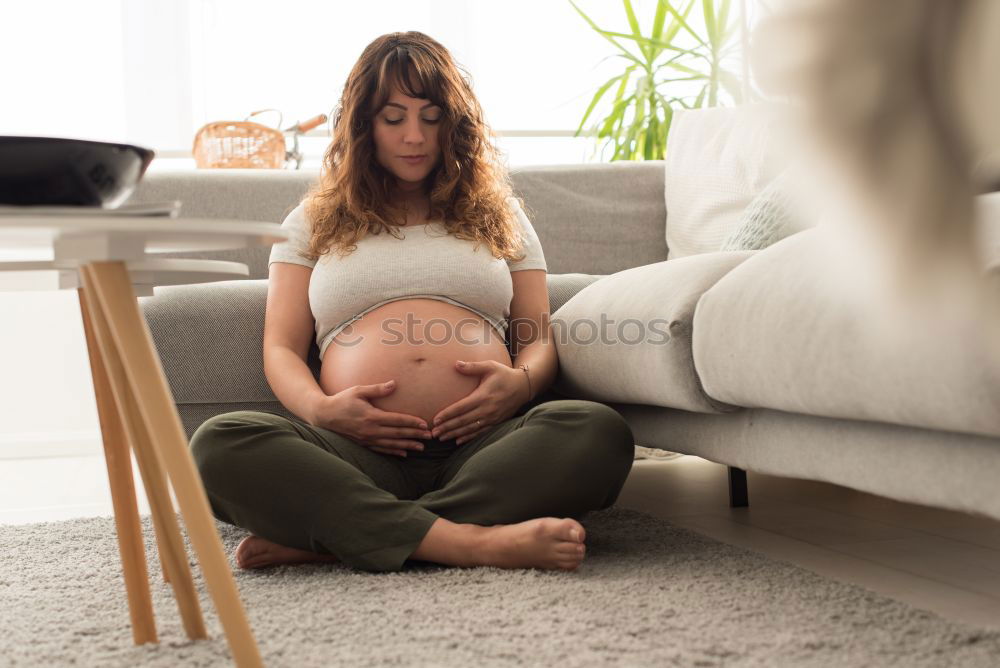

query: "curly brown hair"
xmin=300 ymin=31 xmax=527 ymax=265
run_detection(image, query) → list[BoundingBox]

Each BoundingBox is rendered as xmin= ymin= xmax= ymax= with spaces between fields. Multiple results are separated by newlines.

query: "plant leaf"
xmin=622 ymin=0 xmax=649 ymax=62
xmin=653 ymin=51 xmax=692 ymax=71
xmin=612 ymin=67 xmax=633 ymax=105
xmin=663 ymin=0 xmax=696 ymax=45
xmin=573 ymin=0 xmax=746 ymax=163
xmin=599 ymin=94 xmax=635 ymax=136
xmin=596 ymin=29 xmax=703 ymax=58
xmin=568 ymin=0 xmax=644 ymax=67
xmin=655 ymin=75 xmax=708 ymax=85
xmin=660 ymin=103 xmax=675 ymax=154
xmin=661 ymin=59 xmax=705 ymax=77
xmin=651 ymin=0 xmax=668 ymax=45
xmin=660 ymin=0 xmax=708 ymax=49
xmin=693 ymin=83 xmax=708 ymax=108
xmin=703 ymin=0 xmax=718 ymax=49
xmin=659 ymin=91 xmax=692 ymax=110
xmin=575 ymin=70 xmax=628 ymax=136
xmin=644 ymin=115 xmax=657 ymax=159
xmin=716 ymin=0 xmax=733 ymax=46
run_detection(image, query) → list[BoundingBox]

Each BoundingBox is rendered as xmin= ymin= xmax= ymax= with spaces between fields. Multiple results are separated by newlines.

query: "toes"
xmin=556 ymin=518 xmax=586 ymax=543
xmin=555 ymin=542 xmax=585 ymax=556
xmin=235 ymin=536 xmax=268 ymax=569
xmin=554 ymin=539 xmax=585 ymax=572
xmin=234 ymin=538 xmax=253 ymax=565
xmin=550 ymin=518 xmax=584 ymax=544
xmin=557 ymin=556 xmax=582 ymax=571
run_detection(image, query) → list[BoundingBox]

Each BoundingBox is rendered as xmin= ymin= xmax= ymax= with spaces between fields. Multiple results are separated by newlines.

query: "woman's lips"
xmin=400 ymin=155 xmax=426 ymax=165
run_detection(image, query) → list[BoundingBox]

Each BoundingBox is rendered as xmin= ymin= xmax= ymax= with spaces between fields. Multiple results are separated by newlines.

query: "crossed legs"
xmin=190 ymin=400 xmax=635 ymax=572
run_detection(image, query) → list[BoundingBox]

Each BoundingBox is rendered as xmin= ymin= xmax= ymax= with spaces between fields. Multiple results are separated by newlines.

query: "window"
xmin=4 ymin=0 xmax=749 ymax=167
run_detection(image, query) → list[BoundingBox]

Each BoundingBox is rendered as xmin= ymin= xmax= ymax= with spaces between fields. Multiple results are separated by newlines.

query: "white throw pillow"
xmin=550 ymin=250 xmax=753 ymax=412
xmin=664 ymin=104 xmax=789 ymax=259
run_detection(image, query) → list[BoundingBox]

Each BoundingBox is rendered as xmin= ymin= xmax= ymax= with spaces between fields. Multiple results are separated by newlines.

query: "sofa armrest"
xmin=551 ymin=252 xmax=753 ymax=412
xmin=693 ymin=228 xmax=1000 ymax=438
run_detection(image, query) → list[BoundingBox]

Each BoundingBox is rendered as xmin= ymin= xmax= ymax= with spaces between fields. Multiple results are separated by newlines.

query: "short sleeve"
xmin=505 ymin=197 xmax=547 ymax=272
xmin=268 ymin=202 xmax=317 ymax=269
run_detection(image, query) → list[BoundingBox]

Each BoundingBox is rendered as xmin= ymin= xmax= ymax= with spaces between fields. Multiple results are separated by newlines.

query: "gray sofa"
xmin=127 ymin=160 xmax=1000 ymax=522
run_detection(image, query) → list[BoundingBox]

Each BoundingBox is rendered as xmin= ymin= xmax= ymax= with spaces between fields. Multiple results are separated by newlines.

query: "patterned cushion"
xmin=720 ymin=170 xmax=808 ymax=251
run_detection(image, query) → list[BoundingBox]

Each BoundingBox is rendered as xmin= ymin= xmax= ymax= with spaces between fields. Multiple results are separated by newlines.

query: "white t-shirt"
xmin=268 ymin=197 xmax=547 ymax=361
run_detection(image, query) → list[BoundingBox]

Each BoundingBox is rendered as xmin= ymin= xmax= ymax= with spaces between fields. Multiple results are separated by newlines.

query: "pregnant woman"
xmin=189 ymin=31 xmax=636 ymax=573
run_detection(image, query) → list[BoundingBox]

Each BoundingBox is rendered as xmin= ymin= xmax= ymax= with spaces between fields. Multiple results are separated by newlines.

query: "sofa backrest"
xmin=124 ymin=161 xmax=669 ymax=278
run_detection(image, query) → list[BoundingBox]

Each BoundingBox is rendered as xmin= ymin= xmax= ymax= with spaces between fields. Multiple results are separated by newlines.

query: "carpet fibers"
xmin=2 ymin=506 xmax=999 ymax=667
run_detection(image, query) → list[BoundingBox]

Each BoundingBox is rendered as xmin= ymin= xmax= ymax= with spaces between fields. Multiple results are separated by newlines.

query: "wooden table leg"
xmin=80 ymin=261 xmax=263 ymax=668
xmin=119 ymin=370 xmax=176 ymax=585
xmin=78 ymin=287 xmax=158 ymax=645
xmin=81 ymin=288 xmax=175 ymax=589
xmin=78 ymin=282 xmax=206 ymax=641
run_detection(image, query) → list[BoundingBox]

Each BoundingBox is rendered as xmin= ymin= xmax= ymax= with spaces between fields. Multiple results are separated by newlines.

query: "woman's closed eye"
xmin=385 ymin=116 xmax=441 ymax=125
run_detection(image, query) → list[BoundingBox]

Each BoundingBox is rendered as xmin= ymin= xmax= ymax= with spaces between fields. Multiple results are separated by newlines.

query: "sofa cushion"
xmin=664 ymin=104 xmax=789 ymax=259
xmin=547 ymin=272 xmax=605 ymax=313
xmin=693 ymin=227 xmax=1000 ymax=438
xmin=510 ymin=162 xmax=669 ymax=274
xmin=127 ymin=163 xmax=670 ymax=279
xmin=550 ymin=252 xmax=753 ymax=412
xmin=142 ymin=279 xmax=291 ymax=404
xmin=126 ymin=170 xmax=319 ymax=280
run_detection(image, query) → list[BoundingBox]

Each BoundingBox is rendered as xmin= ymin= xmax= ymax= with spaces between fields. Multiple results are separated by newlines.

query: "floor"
xmin=3 ymin=452 xmax=1000 ymax=631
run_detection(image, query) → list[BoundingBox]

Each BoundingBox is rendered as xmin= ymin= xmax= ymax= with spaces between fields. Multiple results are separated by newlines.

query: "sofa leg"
xmin=728 ymin=467 xmax=749 ymax=508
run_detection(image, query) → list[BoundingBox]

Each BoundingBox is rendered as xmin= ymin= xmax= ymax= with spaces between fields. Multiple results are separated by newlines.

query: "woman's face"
xmin=372 ymin=82 xmax=443 ymax=193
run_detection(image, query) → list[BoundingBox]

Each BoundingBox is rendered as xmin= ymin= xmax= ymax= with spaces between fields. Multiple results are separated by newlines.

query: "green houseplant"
xmin=571 ymin=0 xmax=749 ymax=161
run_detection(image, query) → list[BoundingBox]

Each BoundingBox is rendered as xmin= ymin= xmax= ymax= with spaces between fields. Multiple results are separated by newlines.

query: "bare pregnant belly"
xmin=318 ymin=299 xmax=513 ymax=427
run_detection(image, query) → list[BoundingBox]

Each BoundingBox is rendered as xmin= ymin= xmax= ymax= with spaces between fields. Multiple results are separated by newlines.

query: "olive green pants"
xmin=188 ymin=397 xmax=635 ymax=572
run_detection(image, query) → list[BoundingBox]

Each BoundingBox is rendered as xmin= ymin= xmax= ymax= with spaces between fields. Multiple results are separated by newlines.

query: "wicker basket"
xmin=192 ymin=110 xmax=286 ymax=169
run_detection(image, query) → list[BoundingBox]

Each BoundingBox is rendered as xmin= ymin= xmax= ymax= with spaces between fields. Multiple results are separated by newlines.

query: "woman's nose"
xmin=403 ymin=118 xmax=424 ymax=143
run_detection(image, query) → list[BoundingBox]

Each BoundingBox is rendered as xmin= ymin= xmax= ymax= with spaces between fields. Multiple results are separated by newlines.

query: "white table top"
xmin=0 ymin=258 xmax=250 ymax=295
xmin=0 ymin=215 xmax=287 ymax=293
xmin=0 ymin=215 xmax=288 ymax=257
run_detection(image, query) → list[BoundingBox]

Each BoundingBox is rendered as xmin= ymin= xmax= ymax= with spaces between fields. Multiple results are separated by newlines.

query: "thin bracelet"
xmin=518 ymin=363 xmax=532 ymax=402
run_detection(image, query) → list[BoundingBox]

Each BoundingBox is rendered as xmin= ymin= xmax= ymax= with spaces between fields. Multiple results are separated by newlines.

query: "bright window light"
xmin=3 ymin=0 xmax=753 ymax=167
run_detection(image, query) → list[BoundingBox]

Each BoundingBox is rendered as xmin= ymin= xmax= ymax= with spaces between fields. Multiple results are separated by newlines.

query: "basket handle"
xmin=245 ymin=108 xmax=284 ymax=130
xmin=290 ymin=113 xmax=328 ymax=134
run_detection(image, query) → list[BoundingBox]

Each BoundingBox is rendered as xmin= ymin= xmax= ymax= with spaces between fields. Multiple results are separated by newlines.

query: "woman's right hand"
xmin=310 ymin=380 xmax=432 ymax=457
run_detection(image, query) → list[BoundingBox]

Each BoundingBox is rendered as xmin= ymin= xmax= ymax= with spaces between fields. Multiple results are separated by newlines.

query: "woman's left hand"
xmin=430 ymin=360 xmax=530 ymax=444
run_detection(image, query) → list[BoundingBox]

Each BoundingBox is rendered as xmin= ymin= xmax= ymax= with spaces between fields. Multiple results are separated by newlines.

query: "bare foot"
xmin=476 ymin=517 xmax=587 ymax=571
xmin=234 ymin=535 xmax=339 ymax=570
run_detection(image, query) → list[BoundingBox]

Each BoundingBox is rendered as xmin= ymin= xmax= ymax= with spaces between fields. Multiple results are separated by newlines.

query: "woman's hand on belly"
xmin=312 ymin=381 xmax=435 ymax=458
xmin=319 ymin=298 xmax=514 ymax=429
xmin=364 ymin=361 xmax=481 ymax=429
xmin=430 ymin=359 xmax=532 ymax=444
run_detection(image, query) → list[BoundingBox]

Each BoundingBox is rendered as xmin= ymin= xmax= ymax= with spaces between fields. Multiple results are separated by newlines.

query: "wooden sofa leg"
xmin=728 ymin=467 xmax=749 ymax=508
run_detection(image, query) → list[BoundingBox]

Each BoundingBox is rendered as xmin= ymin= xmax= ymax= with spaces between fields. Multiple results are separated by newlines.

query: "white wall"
xmin=3 ymin=0 xmax=653 ymax=152
xmin=0 ymin=290 xmax=102 ymax=459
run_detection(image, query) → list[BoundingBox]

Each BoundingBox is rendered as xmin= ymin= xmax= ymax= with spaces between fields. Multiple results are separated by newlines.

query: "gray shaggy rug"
xmin=2 ymin=506 xmax=998 ymax=667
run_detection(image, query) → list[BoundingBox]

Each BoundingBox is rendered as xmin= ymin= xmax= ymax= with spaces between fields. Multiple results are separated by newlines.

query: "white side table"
xmin=0 ymin=215 xmax=288 ymax=668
